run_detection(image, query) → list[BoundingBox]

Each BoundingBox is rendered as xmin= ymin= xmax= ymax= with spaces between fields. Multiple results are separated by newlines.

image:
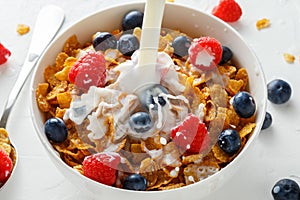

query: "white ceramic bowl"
xmin=30 ymin=2 xmax=267 ymax=200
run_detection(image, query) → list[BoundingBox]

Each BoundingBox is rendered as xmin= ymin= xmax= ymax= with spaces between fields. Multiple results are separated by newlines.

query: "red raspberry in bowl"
xmin=188 ymin=36 xmax=222 ymax=71
xmin=82 ymin=152 xmax=121 ymax=186
xmin=0 ymin=149 xmax=13 ymax=187
xmin=0 ymin=43 xmax=11 ymax=65
xmin=171 ymin=114 xmax=210 ymax=154
xmin=68 ymin=51 xmax=106 ymax=90
xmin=212 ymin=0 xmax=242 ymax=22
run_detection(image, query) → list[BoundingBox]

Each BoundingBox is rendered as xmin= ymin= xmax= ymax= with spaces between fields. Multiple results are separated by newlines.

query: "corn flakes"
xmin=55 ymin=52 xmax=69 ymax=70
xmin=55 ymin=56 xmax=77 ymax=81
xmin=35 ymin=26 xmax=257 ymax=191
xmin=284 ymin=53 xmax=295 ymax=64
xmin=256 ymin=18 xmax=270 ymax=30
xmin=239 ymin=123 xmax=256 ymax=138
xmin=0 ymin=128 xmax=17 ymax=166
xmin=17 ymin=24 xmax=30 ymax=35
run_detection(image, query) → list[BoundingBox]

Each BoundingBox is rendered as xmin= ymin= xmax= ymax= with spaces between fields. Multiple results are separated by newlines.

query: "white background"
xmin=1 ymin=0 xmax=300 ymax=199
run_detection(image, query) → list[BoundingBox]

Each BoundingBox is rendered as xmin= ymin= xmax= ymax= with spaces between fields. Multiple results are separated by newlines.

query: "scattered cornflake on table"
xmin=283 ymin=53 xmax=295 ymax=64
xmin=17 ymin=24 xmax=30 ymax=35
xmin=256 ymin=18 xmax=270 ymax=30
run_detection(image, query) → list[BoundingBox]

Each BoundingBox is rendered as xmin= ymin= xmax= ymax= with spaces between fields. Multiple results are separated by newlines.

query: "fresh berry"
xmin=117 ymin=34 xmax=140 ymax=56
xmin=129 ymin=112 xmax=153 ymax=133
xmin=172 ymin=36 xmax=192 ymax=57
xmin=123 ymin=174 xmax=147 ymax=191
xmin=44 ymin=117 xmax=68 ymax=143
xmin=262 ymin=112 xmax=272 ymax=130
xmin=139 ymin=84 xmax=168 ymax=110
xmin=232 ymin=91 xmax=256 ymax=118
xmin=272 ymin=178 xmax=300 ymax=200
xmin=0 ymin=149 xmax=13 ymax=187
xmin=171 ymin=114 xmax=210 ymax=154
xmin=219 ymin=46 xmax=233 ymax=64
xmin=218 ymin=129 xmax=241 ymax=155
xmin=188 ymin=36 xmax=222 ymax=71
xmin=0 ymin=43 xmax=11 ymax=65
xmin=267 ymin=79 xmax=292 ymax=104
xmin=93 ymin=32 xmax=117 ymax=52
xmin=82 ymin=152 xmax=120 ymax=186
xmin=212 ymin=0 xmax=242 ymax=22
xmin=122 ymin=10 xmax=144 ymax=31
xmin=68 ymin=51 xmax=106 ymax=90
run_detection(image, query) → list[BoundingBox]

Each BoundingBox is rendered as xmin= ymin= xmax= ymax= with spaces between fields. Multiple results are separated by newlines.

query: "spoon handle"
xmin=0 ymin=5 xmax=64 ymax=128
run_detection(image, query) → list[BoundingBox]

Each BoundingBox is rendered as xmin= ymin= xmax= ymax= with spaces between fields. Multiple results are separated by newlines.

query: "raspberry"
xmin=68 ymin=51 xmax=106 ymax=90
xmin=82 ymin=152 xmax=120 ymax=186
xmin=171 ymin=114 xmax=210 ymax=154
xmin=0 ymin=149 xmax=13 ymax=187
xmin=0 ymin=43 xmax=11 ymax=65
xmin=212 ymin=0 xmax=242 ymax=22
xmin=188 ymin=36 xmax=222 ymax=71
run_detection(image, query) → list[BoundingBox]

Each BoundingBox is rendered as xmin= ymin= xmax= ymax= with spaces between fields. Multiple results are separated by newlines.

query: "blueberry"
xmin=218 ymin=129 xmax=241 ymax=155
xmin=171 ymin=36 xmax=191 ymax=57
xmin=117 ymin=34 xmax=139 ymax=56
xmin=93 ymin=32 xmax=117 ymax=52
xmin=123 ymin=174 xmax=147 ymax=191
xmin=129 ymin=112 xmax=153 ymax=133
xmin=267 ymin=79 xmax=292 ymax=104
xmin=232 ymin=91 xmax=256 ymax=118
xmin=262 ymin=112 xmax=272 ymax=130
xmin=139 ymin=84 xmax=168 ymax=110
xmin=44 ymin=118 xmax=68 ymax=143
xmin=122 ymin=10 xmax=144 ymax=31
xmin=219 ymin=46 xmax=233 ymax=64
xmin=272 ymin=178 xmax=300 ymax=200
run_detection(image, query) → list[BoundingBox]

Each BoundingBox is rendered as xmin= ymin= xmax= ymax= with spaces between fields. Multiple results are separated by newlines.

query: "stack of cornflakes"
xmin=36 ymin=27 xmax=256 ymax=190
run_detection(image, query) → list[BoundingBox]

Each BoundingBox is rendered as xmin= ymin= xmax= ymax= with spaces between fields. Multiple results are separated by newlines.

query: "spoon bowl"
xmin=0 ymin=128 xmax=17 ymax=191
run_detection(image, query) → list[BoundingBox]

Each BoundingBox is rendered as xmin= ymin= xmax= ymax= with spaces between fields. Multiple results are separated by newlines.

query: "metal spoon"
xmin=0 ymin=5 xmax=64 ymax=128
xmin=0 ymin=5 xmax=64 ymax=190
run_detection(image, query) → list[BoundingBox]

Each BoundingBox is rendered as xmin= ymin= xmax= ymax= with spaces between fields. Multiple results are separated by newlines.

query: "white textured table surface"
xmin=1 ymin=0 xmax=300 ymax=199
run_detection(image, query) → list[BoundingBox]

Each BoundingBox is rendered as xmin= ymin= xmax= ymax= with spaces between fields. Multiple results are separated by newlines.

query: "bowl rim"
xmin=29 ymin=1 xmax=267 ymax=195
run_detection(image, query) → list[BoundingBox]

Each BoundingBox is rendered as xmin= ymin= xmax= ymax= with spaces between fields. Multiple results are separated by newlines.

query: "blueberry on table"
xmin=171 ymin=35 xmax=191 ymax=57
xmin=218 ymin=129 xmax=241 ymax=155
xmin=232 ymin=91 xmax=256 ymax=118
xmin=262 ymin=112 xmax=272 ymax=130
xmin=129 ymin=112 xmax=153 ymax=133
xmin=44 ymin=118 xmax=68 ymax=143
xmin=122 ymin=10 xmax=144 ymax=31
xmin=123 ymin=174 xmax=147 ymax=191
xmin=117 ymin=34 xmax=139 ymax=56
xmin=219 ymin=45 xmax=233 ymax=64
xmin=267 ymin=79 xmax=292 ymax=104
xmin=93 ymin=32 xmax=117 ymax=52
xmin=139 ymin=84 xmax=168 ymax=110
xmin=272 ymin=178 xmax=300 ymax=200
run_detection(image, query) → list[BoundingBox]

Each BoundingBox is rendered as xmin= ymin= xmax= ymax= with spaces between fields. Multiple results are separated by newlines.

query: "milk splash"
xmin=63 ymin=50 xmax=195 ymax=143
